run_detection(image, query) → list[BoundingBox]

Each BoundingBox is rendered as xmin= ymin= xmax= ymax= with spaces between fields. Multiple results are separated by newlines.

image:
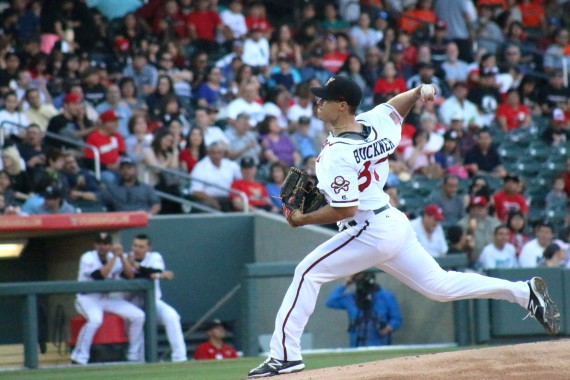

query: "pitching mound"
xmin=280 ymin=340 xmax=570 ymax=380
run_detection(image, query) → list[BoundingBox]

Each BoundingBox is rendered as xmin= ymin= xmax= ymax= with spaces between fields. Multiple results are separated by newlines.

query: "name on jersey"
xmin=353 ymin=138 xmax=395 ymax=164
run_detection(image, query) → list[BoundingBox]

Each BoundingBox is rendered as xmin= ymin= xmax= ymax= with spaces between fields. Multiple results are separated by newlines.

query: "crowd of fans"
xmin=0 ymin=0 xmax=569 ymax=268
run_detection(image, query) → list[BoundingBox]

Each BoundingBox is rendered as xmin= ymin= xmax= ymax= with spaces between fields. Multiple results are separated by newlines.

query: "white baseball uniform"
xmin=268 ymin=103 xmax=531 ymax=362
xmin=126 ymin=251 xmax=187 ymax=362
xmin=71 ymin=250 xmax=145 ymax=364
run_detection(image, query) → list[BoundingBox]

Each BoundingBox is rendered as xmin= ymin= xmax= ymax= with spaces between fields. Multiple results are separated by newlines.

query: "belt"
xmin=347 ymin=204 xmax=390 ymax=227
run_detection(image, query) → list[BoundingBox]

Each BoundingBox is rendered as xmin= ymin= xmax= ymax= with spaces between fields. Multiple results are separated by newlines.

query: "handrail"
xmin=154 ymin=189 xmax=223 ymax=214
xmin=144 ymin=163 xmax=250 ymax=213
xmin=0 ymin=120 xmax=102 ymax=180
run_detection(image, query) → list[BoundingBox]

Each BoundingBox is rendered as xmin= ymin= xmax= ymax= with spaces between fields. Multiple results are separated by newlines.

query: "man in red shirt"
xmin=495 ymin=89 xmax=531 ymax=132
xmin=493 ymin=174 xmax=528 ymax=222
xmin=85 ymin=109 xmax=126 ymax=185
xmin=186 ymin=0 xmax=223 ymax=53
xmin=230 ymin=157 xmax=276 ymax=212
xmin=194 ymin=319 xmax=238 ymax=360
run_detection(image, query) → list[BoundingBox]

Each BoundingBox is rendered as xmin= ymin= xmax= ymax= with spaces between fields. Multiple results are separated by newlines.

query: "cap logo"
xmin=326 ymin=77 xmax=336 ymax=86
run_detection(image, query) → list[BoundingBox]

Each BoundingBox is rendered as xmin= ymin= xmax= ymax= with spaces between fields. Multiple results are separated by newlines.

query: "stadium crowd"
xmin=0 ymin=0 xmax=569 ymax=269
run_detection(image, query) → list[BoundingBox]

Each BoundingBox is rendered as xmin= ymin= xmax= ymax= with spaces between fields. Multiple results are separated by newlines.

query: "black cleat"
xmin=525 ymin=277 xmax=561 ymax=335
xmin=248 ymin=357 xmax=305 ymax=378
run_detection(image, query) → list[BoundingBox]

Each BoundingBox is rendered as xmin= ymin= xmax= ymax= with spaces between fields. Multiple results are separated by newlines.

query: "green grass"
xmin=0 ymin=346 xmax=467 ymax=380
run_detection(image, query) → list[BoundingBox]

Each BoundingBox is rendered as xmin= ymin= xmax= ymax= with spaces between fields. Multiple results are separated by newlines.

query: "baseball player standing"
xmin=247 ymin=76 xmax=561 ymax=378
xmin=71 ymin=232 xmax=145 ymax=365
xmin=124 ymin=234 xmax=187 ymax=362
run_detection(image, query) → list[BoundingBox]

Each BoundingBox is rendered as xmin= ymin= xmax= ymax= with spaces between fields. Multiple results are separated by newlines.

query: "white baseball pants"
xmin=156 ymin=299 xmax=187 ymax=362
xmin=71 ymin=294 xmax=145 ymax=364
xmin=269 ymin=207 xmax=530 ymax=361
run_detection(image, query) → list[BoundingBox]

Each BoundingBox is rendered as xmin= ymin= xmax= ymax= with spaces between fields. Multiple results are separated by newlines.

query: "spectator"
xmin=0 ymin=170 xmax=16 ymax=207
xmin=545 ymin=176 xmax=568 ymax=210
xmin=270 ymin=55 xmax=296 ymax=92
xmin=439 ymin=82 xmax=480 ymax=129
xmin=299 ymin=48 xmax=333 ymax=84
xmin=158 ymin=96 xmax=190 ymax=135
xmin=220 ymin=0 xmax=248 ymax=43
xmin=537 ymin=71 xmax=570 ymax=115
xmin=542 ymin=242 xmax=566 ymax=267
xmin=0 ymin=91 xmax=29 ymax=142
xmin=146 ymin=75 xmax=175 ymax=121
xmin=492 ymin=174 xmax=528 ymax=222
xmin=446 ymin=225 xmax=473 ymax=255
xmin=195 ymin=66 xmax=224 ymax=109
xmin=179 ymin=127 xmax=206 ymax=173
xmin=263 ymin=86 xmax=292 ymax=130
xmin=29 ymin=147 xmax=70 ymax=199
xmin=95 ymin=84 xmax=132 ymax=138
xmin=27 ymin=185 xmax=75 ymax=215
xmin=1 ymin=145 xmax=31 ymax=201
xmin=123 ymin=50 xmax=158 ymax=98
xmin=519 ymin=221 xmax=554 ymax=267
xmin=124 ymin=234 xmax=187 ymax=362
xmin=402 ymin=130 xmax=433 ymax=175
xmin=463 ymin=129 xmax=504 ymax=178
xmin=124 ymin=115 xmax=152 ymax=164
xmin=230 ymin=157 xmax=276 ymax=212
xmin=23 ymin=88 xmax=58 ymax=132
xmin=265 ymin=161 xmax=287 ymax=209
xmin=479 ymin=225 xmax=518 ymax=270
xmin=63 ymin=153 xmax=100 ymax=201
xmin=427 ymin=175 xmax=467 ymax=225
xmin=434 ymin=130 xmax=463 ymax=174
xmin=474 ymin=5 xmax=504 ymax=55
xmin=349 ymin=13 xmax=383 ymax=61
xmin=85 ymin=110 xmax=126 ymax=185
xmin=260 ymin=115 xmax=300 ymax=168
xmin=459 ymin=196 xmax=501 ymax=264
xmin=242 ymin=26 xmax=270 ymax=70
xmin=225 ymin=113 xmax=261 ymax=165
xmin=46 ymin=93 xmax=96 ymax=148
xmin=434 ymin=0 xmax=477 ymax=62
xmin=291 ymin=116 xmax=318 ymax=161
xmin=466 ymin=71 xmax=501 ymax=127
xmin=287 ymin=82 xmax=314 ymax=131
xmin=337 ymin=55 xmax=368 ymax=94
xmin=406 ymin=62 xmax=443 ymax=96
xmin=441 ymin=42 xmax=470 ymax=88
xmin=326 ymin=271 xmax=402 ymax=347
xmin=226 ymin=83 xmax=265 ymax=128
xmin=190 ymin=142 xmax=241 ymax=211
xmin=361 ymin=47 xmax=384 ymax=90
xmin=495 ymin=89 xmax=531 ymax=132
xmin=186 ymin=0 xmax=223 ymax=53
xmin=507 ymin=210 xmax=530 ymax=257
xmin=321 ymin=3 xmax=348 ymax=33
xmin=322 ymin=33 xmax=348 ymax=75
xmin=194 ymin=319 xmax=238 ymax=360
xmin=118 ymin=77 xmax=148 ymax=115
xmin=194 ymin=107 xmax=230 ymax=147
xmin=270 ymin=24 xmax=302 ymax=67
xmin=543 ymin=28 xmax=570 ymax=75
xmin=70 ymin=233 xmax=144 ymax=365
xmin=17 ymin=124 xmax=47 ymax=170
xmin=140 ymin=129 xmax=180 ymax=187
xmin=410 ymin=204 xmax=448 ymax=257
xmin=97 ymin=157 xmax=161 ymax=214
xmin=81 ymin=68 xmax=106 ymax=107
xmin=542 ymin=108 xmax=570 ymax=145
xmin=373 ymin=61 xmax=407 ymax=105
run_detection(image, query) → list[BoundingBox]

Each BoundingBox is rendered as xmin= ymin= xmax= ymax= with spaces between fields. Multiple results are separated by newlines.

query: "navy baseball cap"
xmin=310 ymin=76 xmax=362 ymax=107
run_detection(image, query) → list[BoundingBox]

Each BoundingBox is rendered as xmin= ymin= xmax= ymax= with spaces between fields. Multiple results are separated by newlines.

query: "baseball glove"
xmin=280 ymin=167 xmax=326 ymax=226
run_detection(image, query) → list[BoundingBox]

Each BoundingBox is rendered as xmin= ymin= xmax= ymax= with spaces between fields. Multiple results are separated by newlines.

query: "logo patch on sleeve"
xmin=331 ymin=176 xmax=350 ymax=194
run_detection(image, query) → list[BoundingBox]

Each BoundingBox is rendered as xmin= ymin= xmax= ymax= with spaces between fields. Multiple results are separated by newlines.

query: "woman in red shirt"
xmin=179 ymin=127 xmax=206 ymax=173
xmin=495 ymin=89 xmax=531 ymax=132
xmin=373 ymin=61 xmax=407 ymax=103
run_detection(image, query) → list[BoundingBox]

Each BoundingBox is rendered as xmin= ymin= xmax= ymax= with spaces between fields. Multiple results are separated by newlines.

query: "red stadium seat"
xmin=69 ymin=312 xmax=128 ymax=346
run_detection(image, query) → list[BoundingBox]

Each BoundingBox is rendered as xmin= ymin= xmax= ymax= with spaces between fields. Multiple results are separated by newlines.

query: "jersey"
xmin=316 ymin=103 xmax=402 ymax=221
xmin=194 ymin=341 xmax=238 ymax=360
xmin=77 ymin=250 xmax=124 ymax=282
xmin=133 ymin=251 xmax=166 ymax=300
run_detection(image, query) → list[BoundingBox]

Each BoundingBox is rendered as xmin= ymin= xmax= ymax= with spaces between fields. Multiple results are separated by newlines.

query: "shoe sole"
xmin=247 ymin=363 xmax=305 ymax=378
xmin=532 ymin=277 xmax=561 ymax=335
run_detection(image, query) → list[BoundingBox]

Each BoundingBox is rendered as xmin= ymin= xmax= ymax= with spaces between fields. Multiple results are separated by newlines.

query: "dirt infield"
xmin=280 ymin=340 xmax=570 ymax=380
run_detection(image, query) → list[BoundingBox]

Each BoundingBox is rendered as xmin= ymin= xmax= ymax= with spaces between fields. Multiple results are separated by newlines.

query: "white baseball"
xmin=421 ymin=84 xmax=435 ymax=98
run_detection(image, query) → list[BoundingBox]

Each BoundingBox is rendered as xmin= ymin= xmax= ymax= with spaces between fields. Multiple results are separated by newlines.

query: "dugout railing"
xmin=0 ymin=279 xmax=157 ymax=369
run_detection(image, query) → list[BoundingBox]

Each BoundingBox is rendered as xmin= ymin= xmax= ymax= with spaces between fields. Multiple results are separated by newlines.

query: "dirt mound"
xmin=280 ymin=340 xmax=570 ymax=380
